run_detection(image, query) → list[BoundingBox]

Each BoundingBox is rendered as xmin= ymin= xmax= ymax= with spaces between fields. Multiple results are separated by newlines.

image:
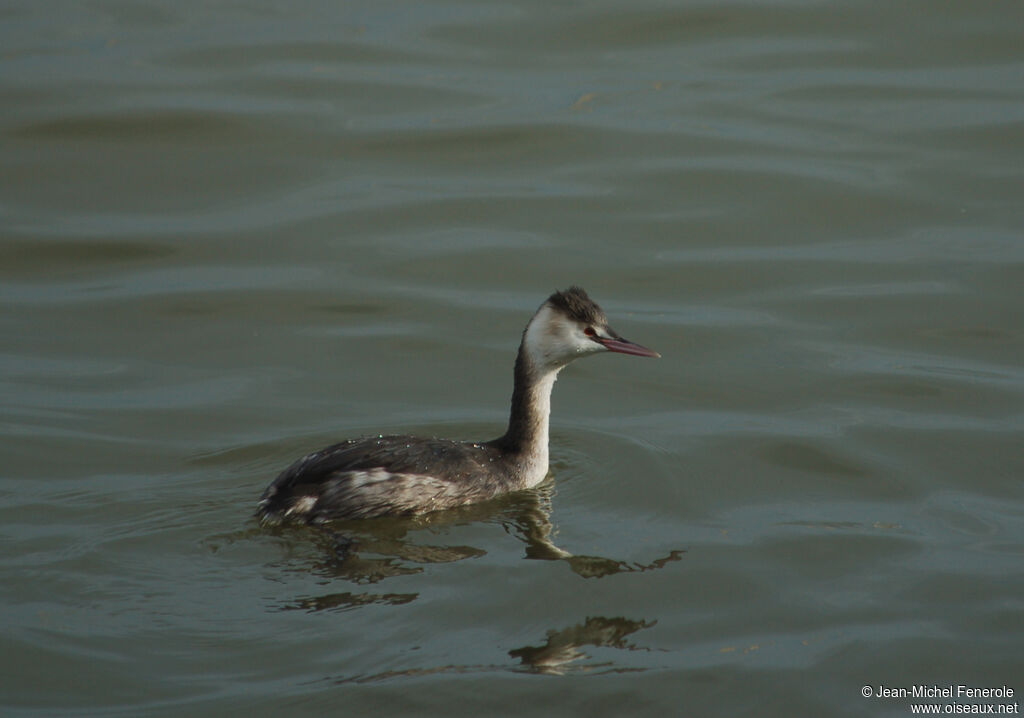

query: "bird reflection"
xmin=509 ymin=616 xmax=655 ymax=675
xmin=328 ymin=615 xmax=656 ymax=682
xmin=507 ymin=484 xmax=684 ymax=578
xmin=255 ymin=481 xmax=682 ymax=611
xmin=279 ymin=590 xmax=417 ymax=613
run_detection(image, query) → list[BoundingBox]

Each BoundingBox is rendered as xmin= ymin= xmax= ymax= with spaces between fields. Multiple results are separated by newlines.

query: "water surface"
xmin=2 ymin=0 xmax=1023 ymax=716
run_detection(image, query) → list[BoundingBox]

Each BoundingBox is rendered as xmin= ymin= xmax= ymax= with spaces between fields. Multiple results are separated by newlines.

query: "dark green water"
xmin=2 ymin=1 xmax=1022 ymax=716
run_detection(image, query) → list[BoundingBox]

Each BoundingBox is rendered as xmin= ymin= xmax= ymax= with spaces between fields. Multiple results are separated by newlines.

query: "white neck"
xmin=493 ymin=342 xmax=563 ymax=488
xmin=515 ymin=367 xmax=558 ymax=487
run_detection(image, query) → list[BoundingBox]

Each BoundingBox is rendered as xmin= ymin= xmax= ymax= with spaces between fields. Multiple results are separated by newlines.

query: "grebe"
xmin=258 ymin=286 xmax=659 ymax=524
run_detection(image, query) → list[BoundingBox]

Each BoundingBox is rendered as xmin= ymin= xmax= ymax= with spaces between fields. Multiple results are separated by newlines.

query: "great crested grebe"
xmin=258 ymin=286 xmax=659 ymax=524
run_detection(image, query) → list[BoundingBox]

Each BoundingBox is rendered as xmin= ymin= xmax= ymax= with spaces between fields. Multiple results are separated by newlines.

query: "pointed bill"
xmin=598 ymin=337 xmax=660 ymax=358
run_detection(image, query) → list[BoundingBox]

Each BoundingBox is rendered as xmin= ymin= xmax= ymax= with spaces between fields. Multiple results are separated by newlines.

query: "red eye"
xmin=584 ymin=327 xmax=596 ymax=337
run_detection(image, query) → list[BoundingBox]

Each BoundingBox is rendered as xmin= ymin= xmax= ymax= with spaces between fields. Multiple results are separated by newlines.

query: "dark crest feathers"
xmin=546 ymin=286 xmax=607 ymax=326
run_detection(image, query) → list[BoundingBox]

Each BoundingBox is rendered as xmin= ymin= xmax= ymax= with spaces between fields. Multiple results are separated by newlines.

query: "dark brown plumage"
xmin=546 ymin=286 xmax=607 ymax=327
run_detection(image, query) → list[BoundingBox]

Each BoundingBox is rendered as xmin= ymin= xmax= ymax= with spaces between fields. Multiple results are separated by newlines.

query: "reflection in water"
xmin=272 ymin=483 xmax=682 ymax=587
xmin=509 ymin=616 xmax=655 ymax=675
xmin=304 ymin=529 xmax=486 ymax=585
xmin=278 ymin=591 xmax=417 ymax=612
xmin=246 ymin=484 xmax=673 ymax=677
xmin=508 ymin=485 xmax=685 ymax=578
xmin=251 ymin=480 xmax=683 ymax=611
xmin=332 ymin=615 xmax=656 ymax=682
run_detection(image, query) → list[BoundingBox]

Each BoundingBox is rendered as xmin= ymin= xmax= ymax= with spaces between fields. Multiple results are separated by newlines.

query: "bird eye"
xmin=584 ymin=326 xmax=596 ymax=337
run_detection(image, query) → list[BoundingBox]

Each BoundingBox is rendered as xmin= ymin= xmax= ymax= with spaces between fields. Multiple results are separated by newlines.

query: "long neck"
xmin=493 ymin=344 xmax=559 ymax=467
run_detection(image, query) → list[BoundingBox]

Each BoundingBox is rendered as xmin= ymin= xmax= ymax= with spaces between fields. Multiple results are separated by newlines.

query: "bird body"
xmin=258 ymin=286 xmax=658 ymax=523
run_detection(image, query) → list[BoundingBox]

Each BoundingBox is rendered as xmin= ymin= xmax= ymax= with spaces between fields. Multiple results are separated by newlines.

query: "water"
xmin=2 ymin=0 xmax=1023 ymax=715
